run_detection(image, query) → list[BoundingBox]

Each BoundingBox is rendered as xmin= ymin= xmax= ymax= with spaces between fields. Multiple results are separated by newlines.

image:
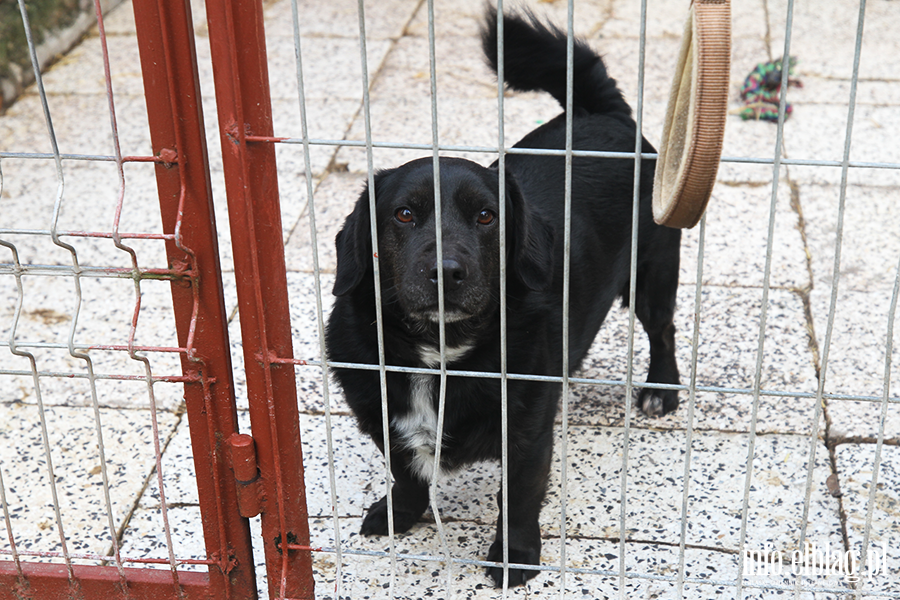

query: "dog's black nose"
xmin=429 ymin=258 xmax=467 ymax=290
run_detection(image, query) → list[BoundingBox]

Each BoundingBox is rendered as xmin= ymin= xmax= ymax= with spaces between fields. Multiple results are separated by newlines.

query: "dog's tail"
xmin=481 ymin=7 xmax=631 ymax=118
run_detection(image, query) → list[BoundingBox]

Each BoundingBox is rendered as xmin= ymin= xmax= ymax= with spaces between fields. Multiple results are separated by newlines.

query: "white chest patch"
xmin=393 ymin=373 xmax=442 ymax=482
xmin=417 ymin=342 xmax=474 ymax=368
xmin=391 ymin=342 xmax=474 ymax=482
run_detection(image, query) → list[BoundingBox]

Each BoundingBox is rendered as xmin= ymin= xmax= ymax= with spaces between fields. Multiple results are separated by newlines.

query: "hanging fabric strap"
xmin=652 ymin=0 xmax=731 ymax=228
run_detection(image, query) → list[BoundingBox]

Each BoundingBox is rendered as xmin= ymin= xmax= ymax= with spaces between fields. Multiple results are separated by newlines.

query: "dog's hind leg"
xmin=633 ymin=230 xmax=682 ymax=417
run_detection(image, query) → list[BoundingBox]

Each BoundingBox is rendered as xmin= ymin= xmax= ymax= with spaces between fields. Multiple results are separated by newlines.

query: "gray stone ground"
xmin=1 ymin=0 xmax=898 ymax=598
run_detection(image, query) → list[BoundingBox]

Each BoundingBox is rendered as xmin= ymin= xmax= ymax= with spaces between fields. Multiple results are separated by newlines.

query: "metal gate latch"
xmin=228 ymin=433 xmax=261 ymax=517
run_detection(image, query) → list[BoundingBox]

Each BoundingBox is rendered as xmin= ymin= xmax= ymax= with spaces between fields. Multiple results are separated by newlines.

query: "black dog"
xmin=325 ymin=9 xmax=681 ymax=587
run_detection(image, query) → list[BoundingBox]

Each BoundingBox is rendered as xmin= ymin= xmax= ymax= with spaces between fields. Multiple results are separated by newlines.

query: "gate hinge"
xmin=228 ymin=433 xmax=262 ymax=518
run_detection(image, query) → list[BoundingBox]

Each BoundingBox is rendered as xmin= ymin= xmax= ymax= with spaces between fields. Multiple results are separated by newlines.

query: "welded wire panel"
xmin=259 ymin=0 xmax=900 ymax=597
xmin=0 ymin=0 xmax=256 ymax=597
xmin=255 ymin=1 xmax=898 ymax=597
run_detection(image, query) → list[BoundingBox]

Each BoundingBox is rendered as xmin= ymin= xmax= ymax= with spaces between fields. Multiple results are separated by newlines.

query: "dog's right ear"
xmin=333 ymin=183 xmax=376 ymax=296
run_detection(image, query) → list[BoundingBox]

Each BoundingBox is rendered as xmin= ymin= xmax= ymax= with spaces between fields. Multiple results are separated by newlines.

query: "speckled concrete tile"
xmin=38 ymin=34 xmax=146 ymax=99
xmin=799 ymin=183 xmax=900 ymax=294
xmin=0 ymin=273 xmax=184 ymax=410
xmin=597 ymin=30 xmax=782 ymax=184
xmin=0 ymin=403 xmax=178 ymax=562
xmin=117 ymin=505 xmax=207 ymax=571
xmin=138 ymin=416 xmax=198 ymax=509
xmin=263 ymin=0 xmax=418 ymax=41
xmin=407 ymin=0 xmax=613 ymax=40
xmin=808 ymin=288 xmax=900 ymax=442
xmin=287 ymin=270 xmax=334 ymax=362
xmin=0 ymin=161 xmax=169 ymax=270
xmin=140 ymin=412 xmax=379 ymax=520
xmin=283 ymin=173 xmax=361 ymax=274
xmin=780 ymin=105 xmax=900 ymax=187
xmin=334 ymin=94 xmax=561 ymax=174
xmin=545 ymin=428 xmax=841 ymax=554
xmin=316 ymin=518 xmax=842 ymax=598
xmin=332 ymin=30 xmax=570 ymax=173
xmin=310 ymin=428 xmax=841 ymax=585
xmin=571 ymin=284 xmax=821 ymax=435
xmin=270 ymin=97 xmax=360 ymax=176
xmin=0 ymin=91 xmax=153 ymax=159
xmin=276 ymin=280 xmax=821 ymax=434
xmin=768 ymin=0 xmax=900 ymax=83
xmin=679 ymin=180 xmax=808 ymax=290
xmin=264 ymin=36 xmax=392 ymax=103
xmin=834 ymin=443 xmax=900 ymax=595
xmin=603 ymin=0 xmax=769 ymax=42
xmin=414 ymin=427 xmax=842 ymax=558
xmin=788 ymin=75 xmax=900 ymax=109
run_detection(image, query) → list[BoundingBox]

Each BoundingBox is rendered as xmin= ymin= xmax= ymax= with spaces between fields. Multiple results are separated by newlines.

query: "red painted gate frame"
xmin=202 ymin=0 xmax=315 ymax=598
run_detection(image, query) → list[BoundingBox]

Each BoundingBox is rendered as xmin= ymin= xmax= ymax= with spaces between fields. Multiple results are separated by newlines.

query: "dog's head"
xmin=333 ymin=157 xmax=553 ymax=325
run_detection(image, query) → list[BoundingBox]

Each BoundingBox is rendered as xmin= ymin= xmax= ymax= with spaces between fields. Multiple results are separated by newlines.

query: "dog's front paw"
xmin=638 ymin=387 xmax=679 ymax=417
xmin=485 ymin=539 xmax=540 ymax=587
xmin=360 ymin=495 xmax=424 ymax=536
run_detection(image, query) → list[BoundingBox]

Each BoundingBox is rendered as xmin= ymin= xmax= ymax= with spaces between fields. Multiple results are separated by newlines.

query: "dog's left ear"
xmin=332 ymin=189 xmax=370 ymax=296
xmin=501 ymin=169 xmax=554 ymax=291
xmin=334 ymin=170 xmax=394 ymax=296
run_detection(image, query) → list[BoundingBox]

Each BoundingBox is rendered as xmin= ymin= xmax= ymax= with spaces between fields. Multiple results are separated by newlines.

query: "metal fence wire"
xmin=1 ymin=0 xmax=899 ymax=599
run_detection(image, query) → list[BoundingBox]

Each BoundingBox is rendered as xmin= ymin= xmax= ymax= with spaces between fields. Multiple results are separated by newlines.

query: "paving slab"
xmin=226 ymin=271 xmax=340 ymax=412
xmin=270 ymin=97 xmax=360 ymax=176
xmin=573 ymin=284 xmax=821 ymax=435
xmin=782 ymin=105 xmax=900 ymax=187
xmin=264 ymin=35 xmax=392 ymax=103
xmin=0 ymin=272 xmax=184 ymax=411
xmin=0 ymin=403 xmax=178 ymax=563
xmin=263 ymin=0 xmax=419 ymax=41
xmin=139 ymin=412 xmax=378 ymax=521
xmin=834 ymin=443 xmax=900 ymax=595
xmin=679 ymin=180 xmax=808 ymax=290
xmin=800 ymin=183 xmax=900 ymax=294
xmin=407 ymin=0 xmax=613 ymax=40
xmin=0 ymin=160 xmax=169 ymax=269
xmin=0 ymin=91 xmax=152 ymax=158
xmin=318 ymin=515 xmax=844 ymax=598
xmin=767 ymin=0 xmax=900 ymax=82
xmin=602 ymin=0 xmax=768 ymax=43
xmin=5 ymin=0 xmax=900 ymax=598
xmin=38 ymin=33 xmax=145 ymax=99
xmin=808 ymin=288 xmax=900 ymax=443
xmin=789 ymin=76 xmax=900 ymax=108
xmin=96 ymin=0 xmax=207 ymax=36
xmin=409 ymin=427 xmax=842 ymax=557
xmin=283 ymin=172 xmax=360 ymax=274
xmin=117 ymin=504 xmax=207 ymax=571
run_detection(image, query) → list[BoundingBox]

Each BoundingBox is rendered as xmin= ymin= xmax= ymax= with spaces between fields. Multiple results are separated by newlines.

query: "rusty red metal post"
xmin=132 ymin=0 xmax=256 ymax=598
xmin=202 ymin=0 xmax=314 ymax=598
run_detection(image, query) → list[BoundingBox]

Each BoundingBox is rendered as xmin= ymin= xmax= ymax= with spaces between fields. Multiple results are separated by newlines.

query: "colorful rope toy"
xmin=739 ymin=56 xmax=801 ymax=121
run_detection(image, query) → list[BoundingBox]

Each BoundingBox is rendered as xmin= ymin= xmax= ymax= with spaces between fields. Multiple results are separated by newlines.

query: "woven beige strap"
xmin=652 ymin=0 xmax=731 ymax=229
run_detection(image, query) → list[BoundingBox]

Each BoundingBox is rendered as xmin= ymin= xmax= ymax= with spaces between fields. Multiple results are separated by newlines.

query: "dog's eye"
xmin=477 ymin=210 xmax=495 ymax=225
xmin=395 ymin=208 xmax=414 ymax=224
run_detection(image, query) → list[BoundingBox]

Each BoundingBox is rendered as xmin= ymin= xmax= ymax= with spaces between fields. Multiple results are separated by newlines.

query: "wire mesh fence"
xmin=1 ymin=0 xmax=898 ymax=599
